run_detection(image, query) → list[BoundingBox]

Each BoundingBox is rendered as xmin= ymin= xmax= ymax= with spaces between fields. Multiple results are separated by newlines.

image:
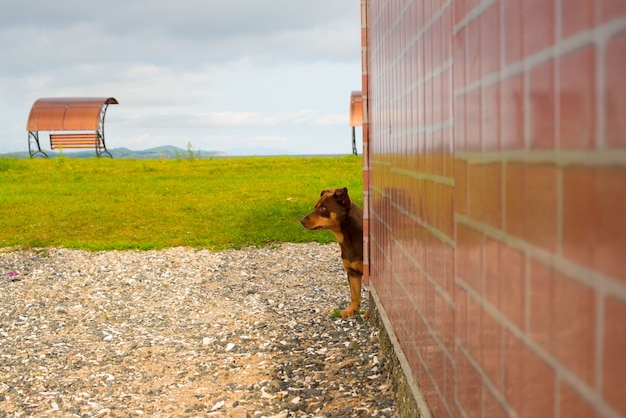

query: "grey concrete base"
xmin=369 ymin=288 xmax=432 ymax=418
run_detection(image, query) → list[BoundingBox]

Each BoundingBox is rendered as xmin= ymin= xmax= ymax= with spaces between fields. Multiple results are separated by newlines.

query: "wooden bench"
xmin=49 ymin=133 xmax=112 ymax=158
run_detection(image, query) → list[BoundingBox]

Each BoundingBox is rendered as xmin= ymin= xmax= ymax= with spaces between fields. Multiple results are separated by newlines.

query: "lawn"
xmin=0 ymin=155 xmax=363 ymax=251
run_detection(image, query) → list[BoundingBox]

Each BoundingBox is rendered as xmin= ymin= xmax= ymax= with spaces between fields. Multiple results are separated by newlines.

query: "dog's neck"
xmin=333 ymin=209 xmax=362 ymax=248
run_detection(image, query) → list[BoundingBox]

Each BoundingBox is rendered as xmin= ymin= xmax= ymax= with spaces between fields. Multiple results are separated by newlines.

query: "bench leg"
xmin=97 ymin=149 xmax=113 ymax=158
xmin=28 ymin=131 xmax=48 ymax=158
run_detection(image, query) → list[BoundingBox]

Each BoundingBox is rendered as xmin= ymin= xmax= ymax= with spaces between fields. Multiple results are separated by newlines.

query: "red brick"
xmin=560 ymin=380 xmax=601 ymax=418
xmin=417 ymin=224 xmax=428 ymax=273
xmin=429 ymin=239 xmax=445 ymax=290
xmin=530 ymin=261 xmax=596 ymax=385
xmin=503 ymin=0 xmax=523 ymax=65
xmin=467 ymin=17 xmax=481 ymax=84
xmin=559 ymin=47 xmax=597 ymax=150
xmin=466 ymin=88 xmax=482 ymax=151
xmin=425 ymin=179 xmax=436 ymax=226
xmin=455 ymin=95 xmax=466 ymax=152
xmin=505 ymin=163 xmax=525 ymax=239
xmin=529 ymin=260 xmax=554 ymax=348
xmin=458 ymin=351 xmax=483 ymax=418
xmin=413 ymin=0 xmax=424 ymax=29
xmin=428 ymin=335 xmax=447 ymax=396
xmin=443 ymin=243 xmax=455 ymax=297
xmin=421 ymin=348 xmax=437 ymax=395
xmin=595 ymin=168 xmax=626 ymax=282
xmin=484 ymin=386 xmax=510 ymax=418
xmin=433 ymin=74 xmax=443 ymax=129
xmin=454 ymin=26 xmax=466 ymax=86
xmin=606 ymin=32 xmax=626 ymax=149
xmin=481 ymin=2 xmax=501 ymax=77
xmin=417 ymin=68 xmax=426 ymax=127
xmin=503 ymin=331 xmax=524 ymax=413
xmin=467 ymin=0 xmax=481 ymax=17
xmin=503 ymin=332 xmax=526 ymax=414
xmin=443 ymin=129 xmax=454 ymax=178
xmin=445 ymin=357 xmax=456 ymax=414
xmin=430 ymin=393 xmax=448 ymax=418
xmin=455 ymin=159 xmax=468 ymax=215
xmin=523 ymin=0 xmax=555 ymax=56
xmin=442 ymin=69 xmax=452 ymax=123
xmin=603 ymin=296 xmax=626 ymax=416
xmin=561 ymin=0 xmax=595 ymax=38
xmin=552 ymin=273 xmax=596 ymax=385
xmin=407 ymin=176 xmax=419 ymax=219
xmin=503 ymin=332 xmax=556 ymax=417
xmin=432 ymin=133 xmax=445 ymax=175
xmin=424 ymin=278 xmax=437 ymax=331
xmin=523 ymin=165 xmax=558 ymax=252
xmin=423 ymin=0 xmax=433 ymax=26
xmin=500 ymin=75 xmax=525 ymax=150
xmin=597 ymin=0 xmax=626 ymax=23
xmin=417 ymin=296 xmax=431 ymax=345
xmin=441 ymin=298 xmax=455 ymax=355
xmin=406 ymin=326 xmax=423 ymax=378
xmin=432 ymin=17 xmax=443 ymax=71
xmin=436 ymin=183 xmax=454 ymax=239
xmin=483 ymin=84 xmax=501 ymax=151
xmin=442 ymin=7 xmax=452 ymax=63
xmin=456 ymin=285 xmax=469 ymax=348
xmin=484 ymin=238 xmax=502 ymax=309
xmin=481 ymin=309 xmax=503 ymax=387
xmin=468 ymin=163 xmax=483 ymax=222
xmin=529 ymin=61 xmax=556 ymax=150
xmin=455 ymin=0 xmax=467 ymax=24
xmin=482 ymin=163 xmax=503 ymax=229
xmin=562 ymin=167 xmax=596 ymax=269
xmin=426 ymin=78 xmax=434 ymax=130
xmin=500 ymin=245 xmax=526 ymax=330
xmin=467 ymin=296 xmax=482 ymax=361
xmin=464 ymin=226 xmax=483 ymax=293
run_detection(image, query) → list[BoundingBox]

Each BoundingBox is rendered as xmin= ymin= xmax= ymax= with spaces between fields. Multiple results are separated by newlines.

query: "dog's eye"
xmin=319 ymin=206 xmax=326 ymax=213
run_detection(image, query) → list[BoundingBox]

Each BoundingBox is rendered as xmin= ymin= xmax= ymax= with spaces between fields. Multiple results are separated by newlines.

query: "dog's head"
xmin=300 ymin=187 xmax=352 ymax=231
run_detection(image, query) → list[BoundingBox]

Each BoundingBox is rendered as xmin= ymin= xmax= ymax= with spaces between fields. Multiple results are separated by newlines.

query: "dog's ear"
xmin=320 ymin=189 xmax=332 ymax=197
xmin=334 ymin=187 xmax=351 ymax=208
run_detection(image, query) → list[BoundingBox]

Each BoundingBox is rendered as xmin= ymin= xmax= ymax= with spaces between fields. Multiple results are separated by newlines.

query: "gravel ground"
xmin=0 ymin=243 xmax=397 ymax=417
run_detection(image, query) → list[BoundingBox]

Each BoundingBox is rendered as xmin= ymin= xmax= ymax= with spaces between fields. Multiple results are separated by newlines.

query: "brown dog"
xmin=300 ymin=188 xmax=364 ymax=317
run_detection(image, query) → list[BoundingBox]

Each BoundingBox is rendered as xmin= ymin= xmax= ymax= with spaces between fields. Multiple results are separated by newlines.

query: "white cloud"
xmin=251 ymin=135 xmax=289 ymax=143
xmin=199 ymin=111 xmax=346 ymax=127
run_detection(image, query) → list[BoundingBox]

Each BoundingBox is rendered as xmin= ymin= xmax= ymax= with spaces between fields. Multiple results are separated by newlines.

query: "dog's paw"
xmin=340 ymin=304 xmax=360 ymax=318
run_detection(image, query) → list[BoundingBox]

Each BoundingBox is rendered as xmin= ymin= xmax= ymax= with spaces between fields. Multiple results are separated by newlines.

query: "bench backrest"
xmin=50 ymin=133 xmax=102 ymax=149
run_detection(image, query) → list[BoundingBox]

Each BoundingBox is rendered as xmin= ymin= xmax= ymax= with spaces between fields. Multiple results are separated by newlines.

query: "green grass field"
xmin=0 ymin=155 xmax=362 ymax=251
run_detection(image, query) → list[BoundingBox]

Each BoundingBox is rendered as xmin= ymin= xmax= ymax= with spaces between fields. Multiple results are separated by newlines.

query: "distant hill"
xmin=0 ymin=146 xmax=227 ymax=159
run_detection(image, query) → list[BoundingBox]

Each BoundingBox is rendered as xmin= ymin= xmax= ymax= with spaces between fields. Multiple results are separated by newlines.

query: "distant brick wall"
xmin=361 ymin=0 xmax=626 ymax=417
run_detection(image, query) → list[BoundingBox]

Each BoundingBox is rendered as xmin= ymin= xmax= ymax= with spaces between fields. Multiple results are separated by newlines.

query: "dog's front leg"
xmin=341 ymin=273 xmax=362 ymax=317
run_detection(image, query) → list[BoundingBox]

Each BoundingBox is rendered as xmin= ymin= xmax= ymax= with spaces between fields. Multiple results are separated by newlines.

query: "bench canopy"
xmin=349 ymin=91 xmax=362 ymax=127
xmin=26 ymin=97 xmax=119 ymax=132
xmin=349 ymin=91 xmax=362 ymax=155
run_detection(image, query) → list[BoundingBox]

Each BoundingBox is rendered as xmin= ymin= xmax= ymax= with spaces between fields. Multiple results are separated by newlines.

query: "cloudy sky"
xmin=0 ymin=0 xmax=362 ymax=156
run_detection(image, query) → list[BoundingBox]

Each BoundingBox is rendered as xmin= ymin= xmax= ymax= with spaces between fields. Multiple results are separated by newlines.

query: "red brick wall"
xmin=361 ymin=1 xmax=626 ymax=417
